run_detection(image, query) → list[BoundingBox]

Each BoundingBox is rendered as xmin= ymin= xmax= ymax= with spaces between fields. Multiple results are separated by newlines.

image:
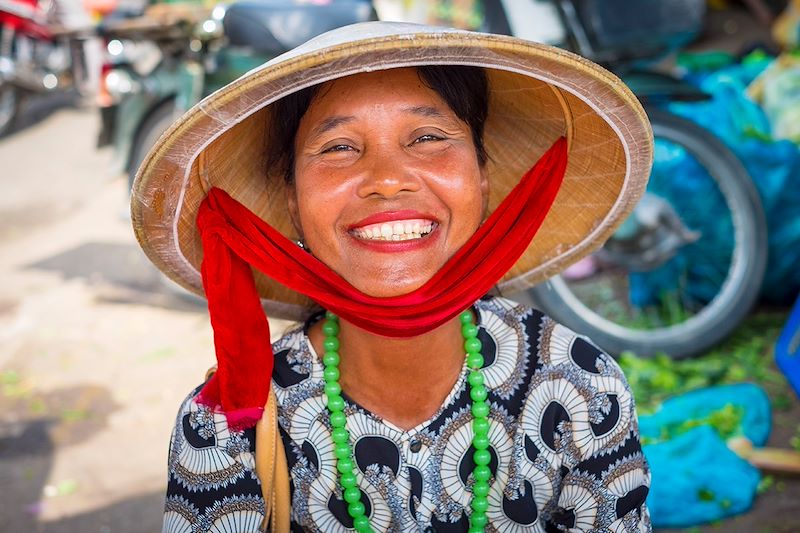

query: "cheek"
xmin=295 ymin=191 xmax=328 ymax=238
xmin=435 ymin=163 xmax=487 ymax=228
xmin=292 ymin=175 xmax=349 ymax=244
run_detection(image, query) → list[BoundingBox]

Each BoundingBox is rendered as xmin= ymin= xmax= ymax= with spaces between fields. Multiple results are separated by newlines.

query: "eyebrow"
xmin=312 ymin=115 xmax=355 ymax=137
xmin=403 ymin=105 xmax=449 ymax=119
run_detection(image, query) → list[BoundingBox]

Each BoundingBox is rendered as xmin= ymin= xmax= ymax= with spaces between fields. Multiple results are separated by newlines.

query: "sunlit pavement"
xmin=0 ymin=98 xmax=292 ymax=531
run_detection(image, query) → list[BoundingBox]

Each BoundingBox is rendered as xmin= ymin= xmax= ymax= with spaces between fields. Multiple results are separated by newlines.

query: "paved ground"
xmin=0 ymin=97 xmax=204 ymax=531
xmin=0 ymin=97 xmax=293 ymax=532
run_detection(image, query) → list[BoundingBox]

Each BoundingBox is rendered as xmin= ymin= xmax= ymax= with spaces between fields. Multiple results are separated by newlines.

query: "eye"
xmin=412 ymin=134 xmax=444 ymax=145
xmin=322 ymin=144 xmax=355 ymax=154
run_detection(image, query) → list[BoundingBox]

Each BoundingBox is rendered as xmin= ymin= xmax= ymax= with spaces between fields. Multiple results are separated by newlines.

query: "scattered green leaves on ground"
xmin=1 ymin=369 xmax=29 ymax=398
xmin=791 ymin=426 xmax=800 ymax=452
xmin=43 ymin=479 xmax=79 ymax=498
xmin=639 ymin=403 xmax=745 ymax=446
xmin=618 ymin=311 xmax=789 ymax=414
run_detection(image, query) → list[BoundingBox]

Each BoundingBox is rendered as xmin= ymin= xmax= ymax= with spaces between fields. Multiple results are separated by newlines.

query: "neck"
xmin=309 ymin=312 xmax=468 ymax=430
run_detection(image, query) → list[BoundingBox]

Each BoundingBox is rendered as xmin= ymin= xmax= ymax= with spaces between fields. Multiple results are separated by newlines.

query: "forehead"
xmin=304 ymin=67 xmax=453 ymax=118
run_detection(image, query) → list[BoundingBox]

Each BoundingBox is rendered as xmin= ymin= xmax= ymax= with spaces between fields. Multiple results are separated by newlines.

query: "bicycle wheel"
xmin=514 ymin=108 xmax=767 ymax=359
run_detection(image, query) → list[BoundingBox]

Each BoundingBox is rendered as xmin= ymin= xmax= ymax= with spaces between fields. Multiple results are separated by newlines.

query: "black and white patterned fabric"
xmin=164 ymin=296 xmax=651 ymax=532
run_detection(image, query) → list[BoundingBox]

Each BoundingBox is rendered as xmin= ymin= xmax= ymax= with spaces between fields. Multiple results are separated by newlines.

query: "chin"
xmin=349 ymin=271 xmax=432 ymax=299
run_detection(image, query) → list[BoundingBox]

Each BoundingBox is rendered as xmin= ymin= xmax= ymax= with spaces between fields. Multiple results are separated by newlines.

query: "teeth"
xmin=352 ymin=218 xmax=435 ymax=241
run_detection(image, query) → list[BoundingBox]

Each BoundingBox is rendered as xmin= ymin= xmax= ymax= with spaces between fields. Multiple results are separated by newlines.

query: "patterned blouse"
xmin=163 ymin=296 xmax=652 ymax=532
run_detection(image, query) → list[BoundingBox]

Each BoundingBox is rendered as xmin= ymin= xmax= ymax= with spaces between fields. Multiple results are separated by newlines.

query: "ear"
xmin=286 ymin=186 xmax=303 ymax=238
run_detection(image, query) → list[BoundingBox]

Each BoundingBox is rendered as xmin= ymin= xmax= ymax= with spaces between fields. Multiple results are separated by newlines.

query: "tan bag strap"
xmin=255 ymin=387 xmax=292 ymax=533
xmin=205 ymin=367 xmax=291 ymax=532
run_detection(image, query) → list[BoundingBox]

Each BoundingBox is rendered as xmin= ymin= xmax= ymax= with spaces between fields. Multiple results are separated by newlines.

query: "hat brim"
xmin=131 ymin=22 xmax=653 ymax=321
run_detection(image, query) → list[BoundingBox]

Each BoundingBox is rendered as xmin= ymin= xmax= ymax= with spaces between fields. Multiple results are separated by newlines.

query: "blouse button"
xmin=409 ymin=439 xmax=422 ymax=453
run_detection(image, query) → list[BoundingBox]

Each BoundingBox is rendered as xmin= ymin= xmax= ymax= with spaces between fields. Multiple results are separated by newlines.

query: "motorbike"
xmin=493 ymin=0 xmax=768 ymax=359
xmin=0 ymin=0 xmax=96 ymax=136
xmin=96 ymin=0 xmax=377 ymax=187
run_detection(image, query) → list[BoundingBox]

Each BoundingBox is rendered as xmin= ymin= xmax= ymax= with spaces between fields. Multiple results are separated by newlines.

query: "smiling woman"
xmin=131 ymin=21 xmax=654 ymax=533
xmin=287 ymin=68 xmax=488 ymax=298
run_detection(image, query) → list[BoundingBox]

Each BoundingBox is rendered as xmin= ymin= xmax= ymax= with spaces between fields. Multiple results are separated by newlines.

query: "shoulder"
xmin=477 ymin=294 xmax=625 ymax=378
xmin=479 ymin=296 xmax=638 ymax=455
xmin=164 ymin=385 xmax=264 ymax=522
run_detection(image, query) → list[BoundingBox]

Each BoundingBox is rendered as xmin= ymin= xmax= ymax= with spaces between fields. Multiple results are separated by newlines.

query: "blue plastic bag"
xmin=665 ymin=58 xmax=800 ymax=304
xmin=644 ymin=426 xmax=761 ymax=528
xmin=639 ymin=383 xmax=770 ymax=527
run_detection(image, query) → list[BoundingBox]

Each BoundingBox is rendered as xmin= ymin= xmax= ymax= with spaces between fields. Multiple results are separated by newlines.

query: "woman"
xmin=133 ymin=22 xmax=653 ymax=533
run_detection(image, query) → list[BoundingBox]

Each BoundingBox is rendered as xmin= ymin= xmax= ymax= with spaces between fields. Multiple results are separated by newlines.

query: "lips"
xmin=351 ymin=218 xmax=436 ymax=241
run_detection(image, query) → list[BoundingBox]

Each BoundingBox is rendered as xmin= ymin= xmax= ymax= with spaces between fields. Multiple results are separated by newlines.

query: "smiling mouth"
xmin=351 ymin=219 xmax=436 ymax=242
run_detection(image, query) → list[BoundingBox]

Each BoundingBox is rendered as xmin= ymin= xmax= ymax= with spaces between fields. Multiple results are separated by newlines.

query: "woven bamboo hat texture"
xmin=131 ymin=21 xmax=653 ymax=321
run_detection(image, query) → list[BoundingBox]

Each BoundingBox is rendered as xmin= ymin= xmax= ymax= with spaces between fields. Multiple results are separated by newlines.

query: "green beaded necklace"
xmin=322 ymin=309 xmax=492 ymax=533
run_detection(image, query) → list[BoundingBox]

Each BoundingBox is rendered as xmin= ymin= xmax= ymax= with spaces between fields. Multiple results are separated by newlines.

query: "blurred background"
xmin=1 ymin=0 xmax=799 ymax=531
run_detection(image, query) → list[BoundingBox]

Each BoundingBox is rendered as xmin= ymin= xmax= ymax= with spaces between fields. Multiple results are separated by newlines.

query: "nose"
xmin=355 ymin=150 xmax=421 ymax=198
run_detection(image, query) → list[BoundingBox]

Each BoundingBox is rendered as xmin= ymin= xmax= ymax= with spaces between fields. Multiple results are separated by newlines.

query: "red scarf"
xmin=197 ymin=137 xmax=568 ymax=429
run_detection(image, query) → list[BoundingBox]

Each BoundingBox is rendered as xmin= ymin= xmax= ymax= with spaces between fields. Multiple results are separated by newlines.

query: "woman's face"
xmin=289 ymin=68 xmax=489 ymax=298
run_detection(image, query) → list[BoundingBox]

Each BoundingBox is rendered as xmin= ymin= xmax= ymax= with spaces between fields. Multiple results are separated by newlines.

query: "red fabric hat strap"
xmin=196 ymin=137 xmax=568 ymax=429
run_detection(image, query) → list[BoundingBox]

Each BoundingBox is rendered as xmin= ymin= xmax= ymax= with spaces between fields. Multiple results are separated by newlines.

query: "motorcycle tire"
xmin=128 ymin=99 xmax=204 ymax=306
xmin=0 ymin=83 xmax=20 ymax=137
xmin=514 ymin=108 xmax=767 ymax=359
xmin=128 ymin=99 xmax=179 ymax=190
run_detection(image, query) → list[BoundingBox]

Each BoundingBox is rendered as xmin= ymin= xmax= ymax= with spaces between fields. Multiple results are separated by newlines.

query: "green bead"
xmin=323 ymin=351 xmax=340 ymax=367
xmin=470 ymin=511 xmax=488 ymax=528
xmin=461 ymin=323 xmax=478 ymax=339
xmin=472 ymin=417 xmax=490 ymax=436
xmin=325 ymin=381 xmax=342 ymax=397
xmin=327 ymin=395 xmax=345 ymax=412
xmin=459 ymin=310 xmax=474 ymax=324
xmin=337 ymin=457 xmax=354 ymax=475
xmin=470 ymin=385 xmax=488 ymax=403
xmin=348 ymin=501 xmax=366 ymax=518
xmin=340 ymin=471 xmax=357 ymax=489
xmin=330 ymin=411 xmax=346 ymax=428
xmin=474 ymin=449 xmax=491 ymax=466
xmin=468 ymin=370 xmax=484 ymax=388
xmin=322 ymin=320 xmax=340 ymax=336
xmin=353 ymin=515 xmax=371 ymax=532
xmin=325 ymin=310 xmax=338 ymax=321
xmin=473 ymin=434 xmax=490 ymax=450
xmin=334 ymin=443 xmax=351 ymax=460
xmin=344 ymin=487 xmax=361 ymax=504
xmin=472 ymin=480 xmax=490 ymax=498
xmin=466 ymin=352 xmax=484 ymax=369
xmin=474 ymin=465 xmax=491 ymax=482
xmin=323 ymin=366 xmax=340 ymax=382
xmin=332 ymin=427 xmax=349 ymax=444
xmin=323 ymin=337 xmax=340 ymax=352
xmin=472 ymin=495 xmax=489 ymax=514
xmin=464 ymin=337 xmax=482 ymax=354
xmin=471 ymin=402 xmax=490 ymax=418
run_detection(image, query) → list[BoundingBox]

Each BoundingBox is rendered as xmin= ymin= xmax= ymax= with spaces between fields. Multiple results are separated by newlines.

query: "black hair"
xmin=266 ymin=65 xmax=489 ymax=184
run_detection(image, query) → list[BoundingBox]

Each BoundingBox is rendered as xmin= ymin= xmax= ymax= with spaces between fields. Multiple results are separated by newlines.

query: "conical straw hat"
xmin=131 ymin=21 xmax=653 ymax=321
